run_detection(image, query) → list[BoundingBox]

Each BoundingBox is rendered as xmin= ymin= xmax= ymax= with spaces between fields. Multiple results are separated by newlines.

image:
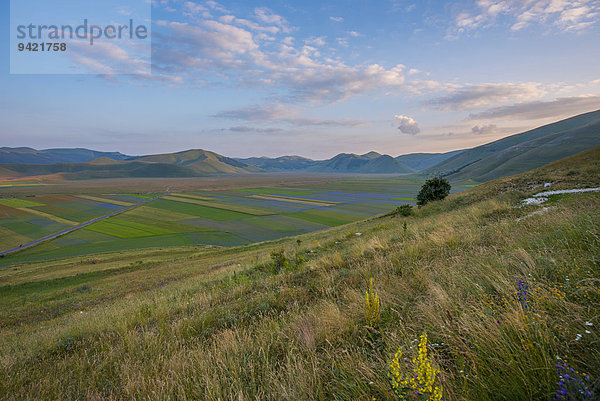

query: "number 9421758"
xmin=18 ymin=43 xmax=67 ymax=52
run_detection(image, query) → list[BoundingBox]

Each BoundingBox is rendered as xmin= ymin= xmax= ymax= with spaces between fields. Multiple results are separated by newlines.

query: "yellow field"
xmin=163 ymin=195 xmax=274 ymax=215
xmin=0 ymin=226 xmax=32 ymax=250
xmin=16 ymin=208 xmax=78 ymax=225
xmin=169 ymin=192 xmax=215 ymax=201
xmin=76 ymin=195 xmax=134 ymax=207
xmin=251 ymin=194 xmax=338 ymax=206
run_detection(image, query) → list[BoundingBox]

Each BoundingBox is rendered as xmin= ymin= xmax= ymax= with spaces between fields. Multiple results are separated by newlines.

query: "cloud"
xmin=450 ymin=0 xmax=600 ymax=35
xmin=284 ymin=117 xmax=367 ymax=127
xmin=151 ymin=4 xmax=445 ymax=106
xmin=68 ymin=41 xmax=151 ymax=75
xmin=156 ymin=20 xmax=258 ymax=59
xmin=269 ymin=63 xmax=408 ymax=103
xmin=148 ymin=2 xmax=484 ymax=118
xmin=471 ymin=124 xmax=498 ymax=135
xmin=336 ymin=38 xmax=349 ymax=47
xmin=183 ymin=1 xmax=206 ymax=15
xmin=305 ymin=36 xmax=326 ymax=46
xmin=394 ymin=115 xmax=421 ymax=135
xmin=330 ymin=16 xmax=344 ymax=22
xmin=214 ymin=104 xmax=292 ymax=121
xmin=429 ymin=82 xmax=546 ymax=111
xmin=214 ymin=104 xmax=367 ymax=127
xmin=469 ymin=95 xmax=600 ymax=120
xmin=225 ymin=126 xmax=284 ymax=133
xmin=232 ymin=17 xmax=281 ymax=34
xmin=254 ymin=7 xmax=290 ymax=32
xmin=206 ymin=1 xmax=229 ymax=13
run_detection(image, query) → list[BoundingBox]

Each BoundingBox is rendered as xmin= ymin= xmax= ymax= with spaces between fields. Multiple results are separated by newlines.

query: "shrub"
xmin=364 ymin=278 xmax=380 ymax=327
xmin=391 ymin=204 xmax=413 ymax=217
xmin=292 ymin=251 xmax=306 ymax=267
xmin=270 ymin=248 xmax=306 ymax=273
xmin=270 ymin=248 xmax=289 ymax=273
xmin=417 ymin=177 xmax=451 ymax=206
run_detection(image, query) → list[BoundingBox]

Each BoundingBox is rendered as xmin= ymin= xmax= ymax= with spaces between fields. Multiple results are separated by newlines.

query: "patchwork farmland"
xmin=0 ymin=177 xmax=470 ymax=264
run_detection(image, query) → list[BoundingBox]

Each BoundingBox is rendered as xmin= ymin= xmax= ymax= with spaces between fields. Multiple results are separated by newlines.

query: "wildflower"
xmin=517 ymin=279 xmax=530 ymax=312
xmin=554 ymin=362 xmax=594 ymax=400
xmin=575 ymin=334 xmax=582 ymax=341
xmin=585 ymin=322 xmax=593 ymax=326
xmin=364 ymin=278 xmax=380 ymax=327
xmin=388 ymin=333 xmax=443 ymax=401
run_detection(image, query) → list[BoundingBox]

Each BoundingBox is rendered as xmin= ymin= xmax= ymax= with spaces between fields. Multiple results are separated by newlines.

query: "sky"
xmin=1 ymin=0 xmax=600 ymax=159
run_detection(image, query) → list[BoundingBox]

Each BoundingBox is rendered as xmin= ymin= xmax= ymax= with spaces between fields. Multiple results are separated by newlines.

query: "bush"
xmin=391 ymin=204 xmax=413 ymax=217
xmin=417 ymin=177 xmax=451 ymax=206
xmin=269 ymin=248 xmax=306 ymax=273
xmin=270 ymin=248 xmax=289 ymax=273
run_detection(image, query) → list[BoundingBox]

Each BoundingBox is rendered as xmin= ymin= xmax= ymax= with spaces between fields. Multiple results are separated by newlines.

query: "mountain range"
xmin=0 ymin=147 xmax=130 ymax=164
xmin=1 ymin=109 xmax=599 ymax=182
xmin=235 ymin=151 xmax=462 ymax=174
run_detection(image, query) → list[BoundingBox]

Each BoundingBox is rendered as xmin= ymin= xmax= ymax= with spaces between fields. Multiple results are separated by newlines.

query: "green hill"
xmin=132 ymin=149 xmax=258 ymax=174
xmin=0 ymin=147 xmax=130 ymax=164
xmin=1 ymin=147 xmax=599 ymax=399
xmin=426 ymin=109 xmax=600 ymax=181
xmin=395 ymin=150 xmax=463 ymax=171
xmin=0 ymin=149 xmax=260 ymax=179
xmin=234 ymin=155 xmax=317 ymax=171
xmin=238 ymin=152 xmax=447 ymax=173
xmin=310 ymin=153 xmax=414 ymax=173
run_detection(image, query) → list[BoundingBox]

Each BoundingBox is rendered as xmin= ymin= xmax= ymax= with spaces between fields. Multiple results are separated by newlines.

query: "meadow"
xmin=0 ymin=176 xmax=460 ymax=265
xmin=0 ymin=148 xmax=598 ymax=400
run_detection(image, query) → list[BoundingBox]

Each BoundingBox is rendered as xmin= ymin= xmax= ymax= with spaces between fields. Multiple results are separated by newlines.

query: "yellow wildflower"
xmin=364 ymin=278 xmax=380 ymax=327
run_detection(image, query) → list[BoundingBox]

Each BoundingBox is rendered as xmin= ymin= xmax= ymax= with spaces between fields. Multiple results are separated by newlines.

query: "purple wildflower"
xmin=554 ymin=362 xmax=594 ymax=400
xmin=517 ymin=279 xmax=529 ymax=311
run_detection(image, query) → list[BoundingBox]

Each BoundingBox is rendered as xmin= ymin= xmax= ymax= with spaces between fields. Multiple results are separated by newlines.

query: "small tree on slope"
xmin=417 ymin=177 xmax=451 ymax=206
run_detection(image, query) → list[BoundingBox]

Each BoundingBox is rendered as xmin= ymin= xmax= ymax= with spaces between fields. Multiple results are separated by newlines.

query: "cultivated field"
xmin=0 ymin=175 xmax=473 ymax=265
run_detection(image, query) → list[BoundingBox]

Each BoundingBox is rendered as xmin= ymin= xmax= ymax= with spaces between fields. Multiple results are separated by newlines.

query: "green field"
xmin=86 ymin=218 xmax=176 ymax=238
xmin=0 ymin=147 xmax=599 ymax=400
xmin=0 ymin=198 xmax=45 ymax=208
xmin=1 ymin=176 xmax=441 ymax=264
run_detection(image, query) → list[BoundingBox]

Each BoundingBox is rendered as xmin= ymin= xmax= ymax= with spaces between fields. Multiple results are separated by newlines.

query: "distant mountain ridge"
xmin=1 ymin=109 xmax=599 ymax=180
xmin=235 ymin=151 xmax=461 ymax=173
xmin=130 ymin=149 xmax=259 ymax=174
xmin=0 ymin=147 xmax=130 ymax=164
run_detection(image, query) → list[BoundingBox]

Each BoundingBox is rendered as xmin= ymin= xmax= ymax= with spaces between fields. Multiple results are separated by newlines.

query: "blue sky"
xmin=1 ymin=0 xmax=599 ymax=158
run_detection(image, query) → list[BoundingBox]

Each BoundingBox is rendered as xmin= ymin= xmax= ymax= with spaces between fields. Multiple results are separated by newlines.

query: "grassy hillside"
xmin=426 ymin=109 xmax=600 ymax=181
xmin=0 ymin=149 xmax=260 ymax=180
xmin=395 ymin=150 xmax=463 ymax=171
xmin=0 ymin=147 xmax=130 ymax=164
xmin=313 ymin=153 xmax=414 ymax=174
xmin=238 ymin=152 xmax=420 ymax=173
xmin=133 ymin=149 xmax=258 ymax=174
xmin=235 ymin=155 xmax=318 ymax=171
xmin=0 ymin=147 xmax=599 ymax=400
